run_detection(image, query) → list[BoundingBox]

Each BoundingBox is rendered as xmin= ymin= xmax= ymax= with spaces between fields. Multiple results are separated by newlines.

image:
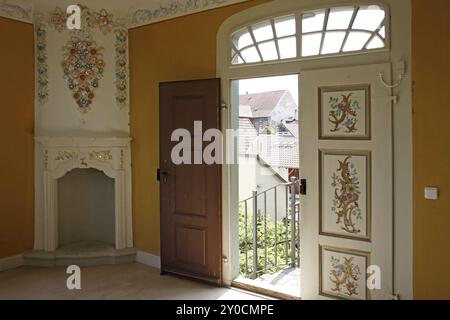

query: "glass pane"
xmin=379 ymin=26 xmax=386 ymax=38
xmin=274 ymin=15 xmax=296 ymax=37
xmin=240 ymin=46 xmax=261 ymax=63
xmin=327 ymin=7 xmax=355 ymax=30
xmin=321 ymin=31 xmax=346 ymax=54
xmin=278 ymin=37 xmax=297 ymax=59
xmin=302 ymin=10 xmax=325 ymax=33
xmin=301 ymin=33 xmax=322 ymax=57
xmin=258 ymin=41 xmax=278 ymax=61
xmin=233 ymin=29 xmax=253 ymax=49
xmin=366 ymin=35 xmax=385 ymax=49
xmin=252 ymin=21 xmax=274 ymax=42
xmin=343 ymin=31 xmax=372 ymax=52
xmin=352 ymin=5 xmax=385 ymax=31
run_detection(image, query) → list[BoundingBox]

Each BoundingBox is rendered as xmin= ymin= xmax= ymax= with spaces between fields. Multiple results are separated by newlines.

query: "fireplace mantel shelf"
xmin=35 ymin=136 xmax=132 ymax=147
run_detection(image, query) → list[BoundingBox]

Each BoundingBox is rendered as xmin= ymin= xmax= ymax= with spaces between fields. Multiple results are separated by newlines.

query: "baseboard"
xmin=0 ymin=254 xmax=24 ymax=272
xmin=136 ymin=250 xmax=161 ymax=269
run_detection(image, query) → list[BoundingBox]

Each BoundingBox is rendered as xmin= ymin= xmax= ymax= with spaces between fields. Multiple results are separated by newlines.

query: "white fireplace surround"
xmin=34 ymin=137 xmax=133 ymax=252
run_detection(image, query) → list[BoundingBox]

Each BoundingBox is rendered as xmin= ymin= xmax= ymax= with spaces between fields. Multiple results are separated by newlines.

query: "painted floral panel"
xmin=36 ymin=24 xmax=49 ymax=104
xmin=319 ymin=85 xmax=370 ymax=140
xmin=320 ymin=151 xmax=371 ymax=241
xmin=114 ymin=29 xmax=128 ymax=108
xmin=320 ymin=246 xmax=369 ymax=300
xmin=62 ymin=35 xmax=104 ymax=113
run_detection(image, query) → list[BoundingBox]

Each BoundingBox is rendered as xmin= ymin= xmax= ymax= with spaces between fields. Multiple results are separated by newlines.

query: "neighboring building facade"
xmin=238 ymin=91 xmax=299 ymax=220
xmin=239 ymin=90 xmax=298 ymax=133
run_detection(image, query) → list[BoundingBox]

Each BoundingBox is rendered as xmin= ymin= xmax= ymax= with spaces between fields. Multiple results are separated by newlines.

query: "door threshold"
xmin=232 ymin=279 xmax=301 ymax=300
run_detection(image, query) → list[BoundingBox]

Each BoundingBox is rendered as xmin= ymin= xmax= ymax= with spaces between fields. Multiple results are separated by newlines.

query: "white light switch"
xmin=424 ymin=187 xmax=439 ymax=200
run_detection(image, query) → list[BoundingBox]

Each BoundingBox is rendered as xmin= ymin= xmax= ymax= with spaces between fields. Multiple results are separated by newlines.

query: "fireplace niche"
xmin=23 ymin=137 xmax=136 ymax=266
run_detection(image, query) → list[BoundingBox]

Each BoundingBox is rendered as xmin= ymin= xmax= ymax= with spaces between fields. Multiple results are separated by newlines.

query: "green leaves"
xmin=238 ymin=205 xmax=298 ymax=278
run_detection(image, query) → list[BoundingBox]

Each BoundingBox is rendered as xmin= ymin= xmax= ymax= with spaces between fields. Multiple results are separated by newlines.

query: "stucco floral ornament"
xmin=49 ymin=6 xmax=67 ymax=32
xmin=62 ymin=35 xmax=105 ymax=113
xmin=94 ymin=9 xmax=114 ymax=34
xmin=114 ymin=29 xmax=128 ymax=108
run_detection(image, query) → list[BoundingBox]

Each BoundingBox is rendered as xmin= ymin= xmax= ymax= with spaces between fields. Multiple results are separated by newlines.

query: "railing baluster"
xmin=244 ymin=200 xmax=248 ymax=276
xmin=290 ymin=178 xmax=296 ymax=268
xmin=252 ymin=191 xmax=258 ymax=279
xmin=297 ymin=202 xmax=300 ymax=267
xmin=274 ymin=186 xmax=278 ymax=268
xmin=285 ymin=185 xmax=288 ymax=264
xmin=264 ymin=191 xmax=267 ymax=273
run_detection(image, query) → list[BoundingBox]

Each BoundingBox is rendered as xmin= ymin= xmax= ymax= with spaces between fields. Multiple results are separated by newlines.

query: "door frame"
xmin=216 ymin=0 xmax=413 ymax=299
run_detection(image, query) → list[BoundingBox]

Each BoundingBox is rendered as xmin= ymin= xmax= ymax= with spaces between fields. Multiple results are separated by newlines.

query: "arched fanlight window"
xmin=231 ymin=4 xmax=388 ymax=65
xmin=231 ymin=15 xmax=297 ymax=64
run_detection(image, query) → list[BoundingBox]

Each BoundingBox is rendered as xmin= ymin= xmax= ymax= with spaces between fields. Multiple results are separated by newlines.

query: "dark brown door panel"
xmin=159 ymin=79 xmax=222 ymax=285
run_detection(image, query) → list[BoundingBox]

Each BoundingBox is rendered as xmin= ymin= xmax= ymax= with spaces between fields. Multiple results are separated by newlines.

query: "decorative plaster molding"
xmin=89 ymin=150 xmax=113 ymax=161
xmin=47 ymin=5 xmax=124 ymax=33
xmin=62 ymin=34 xmax=105 ymax=113
xmin=114 ymin=28 xmax=128 ymax=109
xmin=35 ymin=24 xmax=49 ymax=105
xmin=129 ymin=0 xmax=248 ymax=28
xmin=0 ymin=0 xmax=32 ymax=23
xmin=33 ymin=5 xmax=129 ymax=112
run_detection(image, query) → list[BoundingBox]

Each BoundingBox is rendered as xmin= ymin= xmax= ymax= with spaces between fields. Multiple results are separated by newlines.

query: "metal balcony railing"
xmin=239 ymin=177 xmax=300 ymax=279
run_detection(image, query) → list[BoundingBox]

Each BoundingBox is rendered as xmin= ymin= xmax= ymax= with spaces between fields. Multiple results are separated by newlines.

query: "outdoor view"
xmin=235 ymin=75 xmax=300 ymax=298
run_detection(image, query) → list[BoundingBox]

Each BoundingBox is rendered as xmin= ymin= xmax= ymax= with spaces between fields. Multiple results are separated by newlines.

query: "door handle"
xmin=300 ymin=179 xmax=307 ymax=195
xmin=157 ymin=169 xmax=171 ymax=182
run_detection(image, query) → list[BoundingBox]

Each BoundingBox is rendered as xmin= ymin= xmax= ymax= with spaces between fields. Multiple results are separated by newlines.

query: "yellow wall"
xmin=129 ymin=0 xmax=267 ymax=255
xmin=412 ymin=0 xmax=450 ymax=299
xmin=0 ymin=18 xmax=35 ymax=258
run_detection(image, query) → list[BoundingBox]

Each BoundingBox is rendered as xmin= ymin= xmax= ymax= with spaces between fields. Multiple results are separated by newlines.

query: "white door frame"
xmin=216 ymin=0 xmax=412 ymax=299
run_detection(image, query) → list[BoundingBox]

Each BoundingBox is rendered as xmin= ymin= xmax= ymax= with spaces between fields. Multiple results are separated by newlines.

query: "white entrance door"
xmin=300 ymin=63 xmax=393 ymax=300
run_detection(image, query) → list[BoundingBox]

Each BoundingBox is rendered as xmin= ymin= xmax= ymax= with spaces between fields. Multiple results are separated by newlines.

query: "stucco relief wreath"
xmin=62 ymin=35 xmax=104 ymax=113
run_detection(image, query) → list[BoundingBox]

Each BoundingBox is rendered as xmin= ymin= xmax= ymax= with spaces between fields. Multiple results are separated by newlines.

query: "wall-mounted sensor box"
xmin=424 ymin=187 xmax=439 ymax=200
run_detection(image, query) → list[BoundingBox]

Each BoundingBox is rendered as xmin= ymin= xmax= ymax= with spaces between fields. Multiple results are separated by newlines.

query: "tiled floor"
xmin=0 ymin=263 xmax=272 ymax=300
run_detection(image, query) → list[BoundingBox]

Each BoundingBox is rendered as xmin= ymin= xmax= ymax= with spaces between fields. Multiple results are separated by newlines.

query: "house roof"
xmin=246 ymin=135 xmax=299 ymax=169
xmin=239 ymin=90 xmax=286 ymax=118
xmin=284 ymin=122 xmax=299 ymax=139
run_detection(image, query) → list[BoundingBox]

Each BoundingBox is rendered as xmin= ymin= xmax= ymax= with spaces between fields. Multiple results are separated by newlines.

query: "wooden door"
xmin=159 ymin=78 xmax=222 ymax=285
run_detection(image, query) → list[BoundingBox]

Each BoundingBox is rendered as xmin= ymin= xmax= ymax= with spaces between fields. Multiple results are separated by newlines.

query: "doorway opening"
xmin=231 ymin=74 xmax=301 ymax=298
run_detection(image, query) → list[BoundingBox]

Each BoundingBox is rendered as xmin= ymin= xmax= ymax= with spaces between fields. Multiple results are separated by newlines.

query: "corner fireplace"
xmin=24 ymin=137 xmax=135 ymax=266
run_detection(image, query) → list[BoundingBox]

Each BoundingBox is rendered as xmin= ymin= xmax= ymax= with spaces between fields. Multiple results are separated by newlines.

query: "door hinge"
xmin=157 ymin=168 xmax=160 ymax=181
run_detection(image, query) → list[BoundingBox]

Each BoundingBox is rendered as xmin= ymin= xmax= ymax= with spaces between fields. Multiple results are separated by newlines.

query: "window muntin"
xmin=301 ymin=4 xmax=386 ymax=57
xmin=231 ymin=4 xmax=388 ymax=65
xmin=231 ymin=15 xmax=296 ymax=65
